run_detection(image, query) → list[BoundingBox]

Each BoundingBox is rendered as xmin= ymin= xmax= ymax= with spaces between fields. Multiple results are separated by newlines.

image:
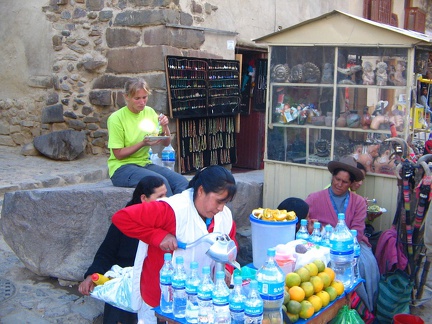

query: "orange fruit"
xmin=325 ymin=286 xmax=337 ymax=301
xmin=313 ymin=259 xmax=326 ymax=272
xmin=288 ymin=286 xmax=305 ymax=302
xmin=317 ymin=272 xmax=331 ymax=288
xmin=308 ymin=294 xmax=323 ymax=312
xmin=296 ymin=267 xmax=311 ymax=283
xmin=304 ymin=263 xmax=318 ymax=276
xmin=316 ymin=290 xmax=331 ymax=307
xmin=299 ymin=300 xmax=315 ymax=319
xmin=285 ymin=272 xmax=301 ymax=288
xmin=286 ymin=312 xmax=299 ymax=323
xmin=300 ymin=281 xmax=314 ymax=298
xmin=323 ymin=267 xmax=335 ymax=282
xmin=310 ymin=275 xmax=324 ymax=293
xmin=286 ymin=300 xmax=302 ymax=315
xmin=331 ymin=280 xmax=345 ymax=296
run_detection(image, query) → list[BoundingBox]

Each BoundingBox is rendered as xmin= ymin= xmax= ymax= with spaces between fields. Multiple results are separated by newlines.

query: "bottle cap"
xmin=176 ymin=256 xmax=184 ymax=264
xmin=164 ymin=253 xmax=172 ymax=261
xmin=249 ymin=279 xmax=258 ymax=289
xmin=202 ymin=266 xmax=210 ymax=274
xmin=216 ymin=271 xmax=225 ymax=280
xmin=313 ymin=222 xmax=321 ymax=229
xmin=190 ymin=261 xmax=198 ymax=269
xmin=325 ymin=224 xmax=333 ymax=230
xmin=337 ymin=213 xmax=345 ymax=220
xmin=233 ymin=276 xmax=242 ymax=285
xmin=267 ymin=247 xmax=276 ymax=257
xmin=350 ymin=229 xmax=357 ymax=236
xmin=300 ymin=219 xmax=308 ymax=225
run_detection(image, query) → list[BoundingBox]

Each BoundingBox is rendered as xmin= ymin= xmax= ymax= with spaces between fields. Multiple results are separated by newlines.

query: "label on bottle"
xmin=186 ymin=284 xmax=198 ymax=294
xmin=197 ymin=290 xmax=212 ymax=301
xmin=244 ymin=305 xmax=263 ymax=316
xmin=257 ymin=282 xmax=284 ymax=300
xmin=173 ymin=278 xmax=186 ymax=289
xmin=160 ymin=273 xmax=172 ymax=285
xmin=212 ymin=295 xmax=229 ymax=306
xmin=329 ymin=239 xmax=354 ymax=254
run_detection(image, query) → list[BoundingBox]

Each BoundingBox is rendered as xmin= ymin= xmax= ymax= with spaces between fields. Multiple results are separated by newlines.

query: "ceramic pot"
xmin=336 ymin=112 xmax=347 ymax=127
xmin=347 ymin=110 xmax=361 ymax=128
xmin=361 ymin=107 xmax=372 ymax=129
xmin=325 ymin=112 xmax=333 ymax=127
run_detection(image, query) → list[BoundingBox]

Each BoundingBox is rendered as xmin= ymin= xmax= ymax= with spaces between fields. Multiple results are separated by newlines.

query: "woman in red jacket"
xmin=112 ymin=166 xmax=237 ymax=323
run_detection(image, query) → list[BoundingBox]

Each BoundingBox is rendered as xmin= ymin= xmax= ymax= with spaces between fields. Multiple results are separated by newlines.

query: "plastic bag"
xmin=329 ymin=305 xmax=364 ymax=324
xmin=90 ymin=265 xmax=137 ymax=313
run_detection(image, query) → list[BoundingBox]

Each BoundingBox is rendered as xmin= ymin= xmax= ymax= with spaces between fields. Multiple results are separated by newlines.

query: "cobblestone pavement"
xmin=0 ymin=145 xmax=431 ymax=323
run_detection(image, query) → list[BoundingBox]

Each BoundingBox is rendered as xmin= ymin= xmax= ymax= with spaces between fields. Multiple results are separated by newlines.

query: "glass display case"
xmin=266 ymin=45 xmax=411 ymax=176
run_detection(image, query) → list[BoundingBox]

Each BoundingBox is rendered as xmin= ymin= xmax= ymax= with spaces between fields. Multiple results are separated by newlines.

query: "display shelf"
xmin=166 ymin=56 xmax=241 ymax=119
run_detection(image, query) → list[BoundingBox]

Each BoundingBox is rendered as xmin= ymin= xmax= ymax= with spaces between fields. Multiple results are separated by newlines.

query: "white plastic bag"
xmin=90 ymin=265 xmax=137 ymax=313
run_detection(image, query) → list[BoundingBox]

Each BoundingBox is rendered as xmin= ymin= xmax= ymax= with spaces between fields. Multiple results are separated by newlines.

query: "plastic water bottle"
xmin=151 ymin=152 xmax=163 ymax=166
xmin=321 ymin=224 xmax=333 ymax=248
xmin=160 ymin=253 xmax=174 ymax=313
xmin=256 ymin=248 xmax=285 ymax=324
xmin=148 ymin=147 xmax=152 ymax=160
xmin=173 ymin=256 xmax=187 ymax=318
xmin=309 ymin=221 xmax=322 ymax=244
xmin=212 ymin=271 xmax=230 ymax=323
xmin=296 ymin=219 xmax=310 ymax=240
xmin=185 ymin=261 xmax=200 ymax=323
xmin=197 ymin=266 xmax=214 ymax=324
xmin=244 ymin=279 xmax=263 ymax=324
xmin=162 ymin=144 xmax=176 ymax=170
xmin=229 ymin=276 xmax=245 ymax=324
xmin=329 ymin=213 xmax=354 ymax=288
xmin=351 ymin=229 xmax=361 ymax=283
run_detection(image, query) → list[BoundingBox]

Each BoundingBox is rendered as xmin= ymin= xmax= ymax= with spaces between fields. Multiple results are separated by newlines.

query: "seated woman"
xmin=305 ymin=156 xmax=379 ymax=313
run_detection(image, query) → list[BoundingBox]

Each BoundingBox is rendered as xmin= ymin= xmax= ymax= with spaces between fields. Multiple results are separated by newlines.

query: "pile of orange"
xmin=282 ymin=259 xmax=345 ymax=322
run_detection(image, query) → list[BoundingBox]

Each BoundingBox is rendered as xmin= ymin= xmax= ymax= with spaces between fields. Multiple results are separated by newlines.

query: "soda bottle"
xmin=159 ymin=253 xmax=174 ymax=313
xmin=173 ymin=256 xmax=188 ymax=318
xmin=185 ymin=261 xmax=201 ymax=323
xmin=309 ymin=221 xmax=322 ymax=244
xmin=256 ymin=248 xmax=285 ymax=324
xmin=197 ymin=266 xmax=214 ymax=324
xmin=351 ymin=229 xmax=361 ymax=283
xmin=296 ymin=219 xmax=310 ymax=240
xmin=229 ymin=275 xmax=245 ymax=324
xmin=162 ymin=144 xmax=176 ymax=170
xmin=244 ymin=279 xmax=263 ymax=324
xmin=212 ymin=270 xmax=230 ymax=323
xmin=91 ymin=273 xmax=110 ymax=285
xmin=329 ymin=213 xmax=354 ymax=288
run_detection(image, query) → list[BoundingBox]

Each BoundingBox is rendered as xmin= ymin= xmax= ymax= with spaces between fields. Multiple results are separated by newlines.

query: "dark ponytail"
xmin=188 ymin=166 xmax=237 ymax=201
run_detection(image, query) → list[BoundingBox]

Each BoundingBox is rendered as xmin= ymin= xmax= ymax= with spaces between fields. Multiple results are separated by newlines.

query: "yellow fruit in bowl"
xmin=304 ymin=263 xmax=318 ymax=276
xmin=331 ymin=280 xmax=345 ymax=296
xmin=296 ymin=267 xmax=311 ymax=283
xmin=300 ymin=281 xmax=314 ymax=298
xmin=316 ymin=290 xmax=330 ymax=307
xmin=323 ymin=267 xmax=335 ymax=282
xmin=310 ymin=275 xmax=324 ymax=293
xmin=317 ymin=272 xmax=331 ymax=288
xmin=285 ymin=272 xmax=301 ymax=288
xmin=299 ymin=300 xmax=315 ymax=319
xmin=308 ymin=294 xmax=323 ymax=312
xmin=325 ymin=286 xmax=337 ymax=301
xmin=288 ymin=286 xmax=305 ymax=302
xmin=313 ymin=259 xmax=326 ymax=272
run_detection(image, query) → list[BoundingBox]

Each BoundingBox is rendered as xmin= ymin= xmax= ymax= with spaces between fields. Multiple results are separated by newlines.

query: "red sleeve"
xmin=112 ymin=201 xmax=176 ymax=248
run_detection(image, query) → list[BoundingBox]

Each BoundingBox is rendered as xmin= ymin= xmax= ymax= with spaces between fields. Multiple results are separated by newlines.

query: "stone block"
xmin=114 ymin=9 xmax=166 ymax=27
xmin=106 ymin=46 xmax=181 ymax=73
xmin=89 ymin=90 xmax=112 ymax=106
xmin=106 ymin=28 xmax=141 ymax=48
xmin=143 ymin=26 xmax=204 ymax=49
xmin=86 ymin=0 xmax=104 ymax=11
xmin=27 ymin=76 xmax=54 ymax=89
xmin=92 ymin=75 xmax=131 ymax=89
xmin=34 ymin=130 xmax=86 ymax=161
xmin=42 ymin=104 xmax=65 ymax=123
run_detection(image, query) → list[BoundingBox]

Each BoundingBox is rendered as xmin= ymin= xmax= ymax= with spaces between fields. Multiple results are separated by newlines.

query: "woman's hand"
xmin=78 ymin=275 xmax=95 ymax=296
xmin=160 ymin=233 xmax=178 ymax=251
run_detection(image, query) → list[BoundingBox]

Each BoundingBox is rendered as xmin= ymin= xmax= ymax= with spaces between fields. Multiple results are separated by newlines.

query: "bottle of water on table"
xmin=256 ymin=248 xmax=285 ymax=324
xmin=197 ymin=266 xmax=214 ymax=324
xmin=162 ymin=144 xmax=176 ymax=170
xmin=309 ymin=221 xmax=322 ymax=244
xmin=160 ymin=253 xmax=174 ymax=313
xmin=351 ymin=229 xmax=361 ymax=283
xmin=212 ymin=270 xmax=230 ymax=323
xmin=173 ymin=256 xmax=187 ymax=318
xmin=185 ymin=261 xmax=200 ymax=323
xmin=321 ymin=224 xmax=333 ymax=248
xmin=229 ymin=275 xmax=245 ymax=324
xmin=244 ymin=279 xmax=263 ymax=324
xmin=329 ymin=213 xmax=354 ymax=288
xmin=296 ymin=219 xmax=310 ymax=240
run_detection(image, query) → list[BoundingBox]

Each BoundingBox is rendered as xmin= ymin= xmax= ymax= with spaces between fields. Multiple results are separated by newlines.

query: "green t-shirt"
xmin=107 ymin=106 xmax=159 ymax=177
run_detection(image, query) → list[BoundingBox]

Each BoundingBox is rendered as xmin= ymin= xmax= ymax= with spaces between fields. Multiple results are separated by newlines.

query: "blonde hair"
xmin=124 ymin=78 xmax=152 ymax=97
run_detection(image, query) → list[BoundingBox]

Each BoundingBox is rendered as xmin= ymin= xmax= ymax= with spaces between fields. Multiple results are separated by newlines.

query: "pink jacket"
xmin=305 ymin=189 xmax=370 ymax=246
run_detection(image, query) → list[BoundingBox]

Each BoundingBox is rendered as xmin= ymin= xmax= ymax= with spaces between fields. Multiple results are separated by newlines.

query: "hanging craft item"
xmin=289 ymin=64 xmax=303 ymax=82
xmin=376 ymin=61 xmax=388 ymax=86
xmin=321 ymin=63 xmax=333 ymax=84
xmin=270 ymin=64 xmax=290 ymax=82
xmin=362 ymin=61 xmax=375 ymax=85
xmin=315 ymin=139 xmax=330 ymax=157
xmin=303 ymin=62 xmax=320 ymax=83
